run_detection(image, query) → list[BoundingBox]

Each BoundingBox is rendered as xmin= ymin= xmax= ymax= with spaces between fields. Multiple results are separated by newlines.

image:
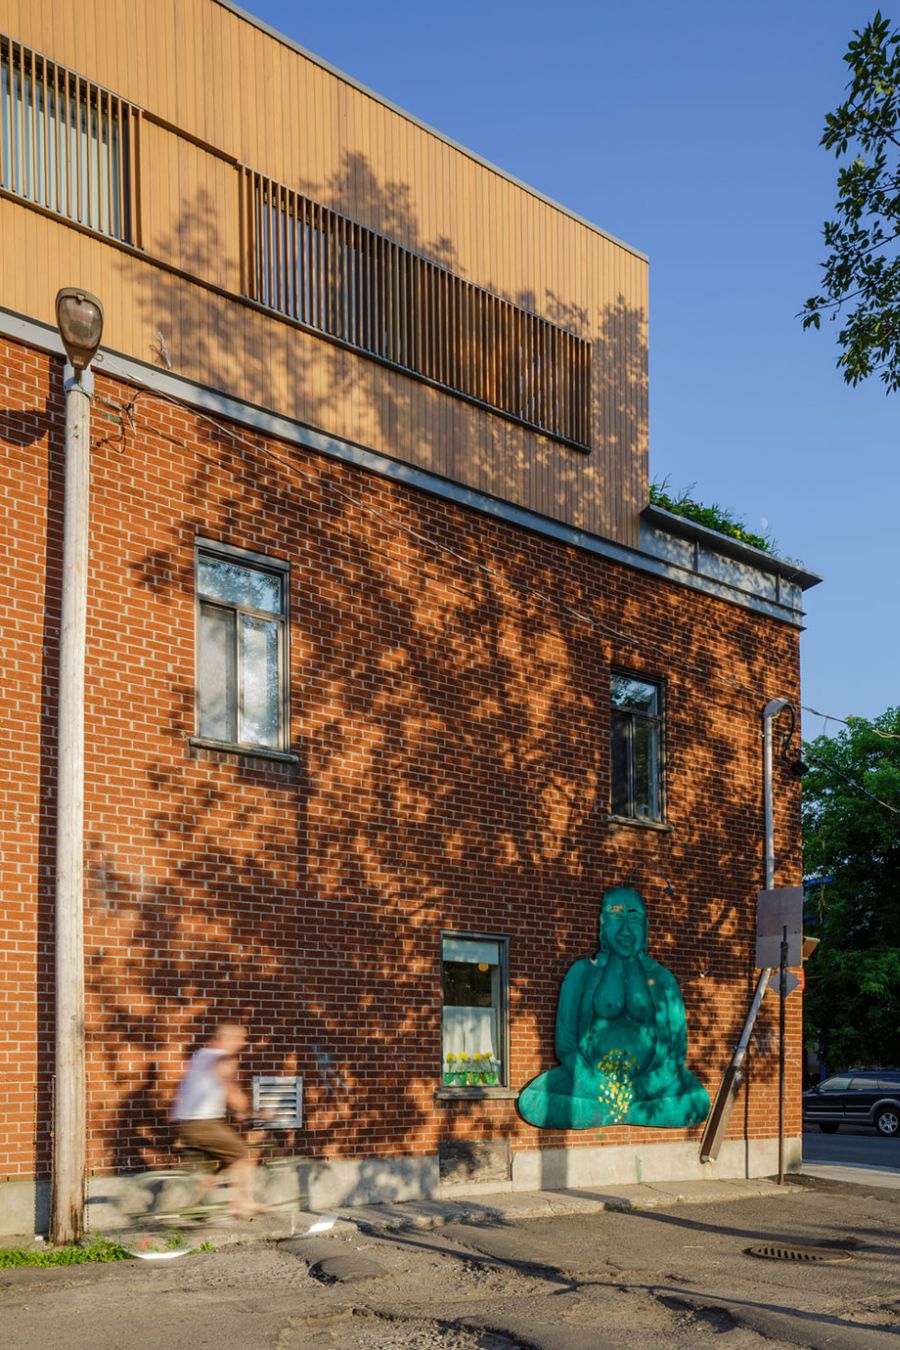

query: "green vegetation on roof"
xmin=649 ymin=480 xmax=774 ymax=554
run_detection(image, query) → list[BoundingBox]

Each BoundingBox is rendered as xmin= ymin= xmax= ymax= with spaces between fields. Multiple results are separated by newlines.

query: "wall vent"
xmin=252 ymin=1074 xmax=302 ymax=1127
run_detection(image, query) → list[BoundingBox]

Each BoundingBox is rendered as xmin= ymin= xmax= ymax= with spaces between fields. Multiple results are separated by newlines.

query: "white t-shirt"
xmin=171 ymin=1047 xmax=229 ymax=1122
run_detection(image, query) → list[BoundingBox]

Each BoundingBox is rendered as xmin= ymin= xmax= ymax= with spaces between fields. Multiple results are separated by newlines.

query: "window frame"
xmin=439 ymin=930 xmax=510 ymax=1096
xmin=193 ymin=538 xmax=291 ymax=757
xmin=609 ymin=670 xmax=666 ymax=825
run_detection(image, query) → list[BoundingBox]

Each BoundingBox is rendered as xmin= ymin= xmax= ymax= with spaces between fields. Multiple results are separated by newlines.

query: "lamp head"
xmin=55 ymin=288 xmax=104 ymax=372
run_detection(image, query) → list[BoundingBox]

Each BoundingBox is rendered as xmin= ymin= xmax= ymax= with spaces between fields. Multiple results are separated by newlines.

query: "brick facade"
xmin=1 ymin=334 xmax=803 ymax=1192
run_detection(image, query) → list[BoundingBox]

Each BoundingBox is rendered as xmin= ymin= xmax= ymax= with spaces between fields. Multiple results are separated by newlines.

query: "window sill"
xmin=435 ymin=1087 xmax=519 ymax=1102
xmin=189 ymin=737 xmax=299 ymax=765
xmin=606 ymin=814 xmax=672 ymax=832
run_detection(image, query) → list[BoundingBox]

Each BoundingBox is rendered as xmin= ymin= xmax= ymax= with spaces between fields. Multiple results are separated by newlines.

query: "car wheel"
xmin=819 ymin=1122 xmax=840 ymax=1134
xmin=875 ymin=1107 xmax=899 ymax=1137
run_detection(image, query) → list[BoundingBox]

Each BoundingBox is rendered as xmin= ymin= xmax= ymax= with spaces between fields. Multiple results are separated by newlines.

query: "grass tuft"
xmin=0 ymin=1234 xmax=132 ymax=1268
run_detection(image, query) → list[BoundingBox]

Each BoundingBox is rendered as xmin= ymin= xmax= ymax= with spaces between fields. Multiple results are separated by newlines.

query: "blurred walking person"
xmin=170 ymin=1021 xmax=268 ymax=1217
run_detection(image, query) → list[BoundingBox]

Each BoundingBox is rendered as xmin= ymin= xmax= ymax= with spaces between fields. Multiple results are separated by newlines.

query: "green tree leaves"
xmin=802 ymin=13 xmax=900 ymax=390
xmin=803 ymin=706 xmax=900 ymax=1068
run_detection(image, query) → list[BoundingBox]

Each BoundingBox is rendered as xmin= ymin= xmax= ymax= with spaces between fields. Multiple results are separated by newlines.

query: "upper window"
xmin=195 ymin=543 xmax=289 ymax=753
xmin=610 ymin=673 xmax=664 ymax=822
xmin=441 ymin=935 xmax=508 ymax=1089
xmin=0 ymin=35 xmax=137 ymax=243
xmin=241 ymin=169 xmax=592 ymax=451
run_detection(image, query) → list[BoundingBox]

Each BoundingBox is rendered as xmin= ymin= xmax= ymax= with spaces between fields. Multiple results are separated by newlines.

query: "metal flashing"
xmin=642 ymin=503 xmax=821 ymax=592
xmin=0 ymin=306 xmax=807 ymax=627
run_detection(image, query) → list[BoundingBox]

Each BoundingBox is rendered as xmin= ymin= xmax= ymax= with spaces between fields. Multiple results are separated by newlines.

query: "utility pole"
xmin=51 ymin=289 xmax=104 ymax=1245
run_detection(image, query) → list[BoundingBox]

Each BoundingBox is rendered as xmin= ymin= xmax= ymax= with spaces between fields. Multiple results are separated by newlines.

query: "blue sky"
xmin=249 ymin=0 xmax=896 ymax=732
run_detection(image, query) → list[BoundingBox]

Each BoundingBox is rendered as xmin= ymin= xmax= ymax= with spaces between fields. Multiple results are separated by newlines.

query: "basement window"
xmin=195 ymin=541 xmax=289 ymax=753
xmin=0 ymin=34 xmax=138 ymax=244
xmin=610 ymin=672 xmax=665 ymax=823
xmin=441 ymin=935 xmax=508 ymax=1088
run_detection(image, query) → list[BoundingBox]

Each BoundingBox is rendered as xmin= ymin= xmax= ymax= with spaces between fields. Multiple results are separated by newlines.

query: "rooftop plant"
xmin=649 ymin=479 xmax=775 ymax=554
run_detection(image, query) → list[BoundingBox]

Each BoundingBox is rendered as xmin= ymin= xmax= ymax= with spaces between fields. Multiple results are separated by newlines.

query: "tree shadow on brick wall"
xmin=80 ymin=153 xmax=799 ymax=1189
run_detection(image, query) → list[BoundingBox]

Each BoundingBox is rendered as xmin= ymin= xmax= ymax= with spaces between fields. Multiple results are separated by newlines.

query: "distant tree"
xmin=802 ymin=707 xmax=900 ymax=1069
xmin=802 ymin=12 xmax=900 ymax=390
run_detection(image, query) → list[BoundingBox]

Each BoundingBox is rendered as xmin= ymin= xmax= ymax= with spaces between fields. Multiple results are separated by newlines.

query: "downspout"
xmin=699 ymin=698 xmax=789 ymax=1162
xmin=730 ymin=698 xmax=788 ymax=1060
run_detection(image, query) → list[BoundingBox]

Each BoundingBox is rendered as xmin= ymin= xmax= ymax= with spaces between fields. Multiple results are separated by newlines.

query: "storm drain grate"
xmin=745 ymin=1244 xmax=852 ymax=1263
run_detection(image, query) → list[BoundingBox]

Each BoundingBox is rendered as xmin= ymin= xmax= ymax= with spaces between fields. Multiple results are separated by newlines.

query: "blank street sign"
xmin=756 ymin=887 xmax=803 ymax=968
xmin=767 ymin=970 xmax=801 ymax=998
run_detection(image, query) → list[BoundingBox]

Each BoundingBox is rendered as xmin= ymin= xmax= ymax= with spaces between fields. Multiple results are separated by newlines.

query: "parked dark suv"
xmin=803 ymin=1071 xmax=900 ymax=1136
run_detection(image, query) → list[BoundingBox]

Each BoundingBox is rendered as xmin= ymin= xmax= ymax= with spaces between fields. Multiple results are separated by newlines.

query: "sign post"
xmin=699 ymin=886 xmax=803 ymax=1166
xmin=778 ymin=925 xmax=788 ymax=1185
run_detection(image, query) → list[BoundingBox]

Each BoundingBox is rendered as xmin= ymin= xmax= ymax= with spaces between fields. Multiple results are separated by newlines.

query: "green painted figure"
xmin=518 ymin=887 xmax=710 ymax=1130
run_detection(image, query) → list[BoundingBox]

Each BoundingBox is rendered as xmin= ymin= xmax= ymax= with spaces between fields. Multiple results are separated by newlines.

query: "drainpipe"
xmin=762 ymin=699 xmax=788 ymax=892
xmin=730 ymin=698 xmax=788 ymax=1061
xmin=699 ymin=698 xmax=789 ymax=1162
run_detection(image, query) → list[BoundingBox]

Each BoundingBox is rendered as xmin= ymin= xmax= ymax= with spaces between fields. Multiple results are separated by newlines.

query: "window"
xmin=441 ymin=935 xmax=508 ymax=1088
xmin=0 ymin=34 xmax=137 ymax=243
xmin=818 ymin=1076 xmax=851 ymax=1093
xmin=241 ymin=169 xmax=592 ymax=450
xmin=610 ymin=673 xmax=664 ymax=822
xmin=195 ymin=543 xmax=289 ymax=752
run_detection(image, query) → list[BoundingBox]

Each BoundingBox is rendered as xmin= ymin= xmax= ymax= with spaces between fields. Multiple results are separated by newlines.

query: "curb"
xmin=336 ymin=1178 xmax=804 ymax=1235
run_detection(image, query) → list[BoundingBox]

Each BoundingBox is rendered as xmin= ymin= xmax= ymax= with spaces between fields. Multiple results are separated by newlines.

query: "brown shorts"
xmin=177 ymin=1118 xmax=249 ymax=1165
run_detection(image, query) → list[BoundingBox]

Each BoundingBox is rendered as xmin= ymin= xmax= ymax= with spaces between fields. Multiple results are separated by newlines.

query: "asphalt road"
xmin=3 ymin=1185 xmax=899 ymax=1349
xmin=803 ymin=1128 xmax=900 ymax=1174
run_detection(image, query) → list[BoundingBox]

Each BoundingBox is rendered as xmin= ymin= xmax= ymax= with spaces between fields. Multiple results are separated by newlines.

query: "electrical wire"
xmin=800 ymin=704 xmax=900 ymax=741
xmin=95 ymin=377 xmax=900 ymax=807
xmin=803 ymin=749 xmax=899 ymax=816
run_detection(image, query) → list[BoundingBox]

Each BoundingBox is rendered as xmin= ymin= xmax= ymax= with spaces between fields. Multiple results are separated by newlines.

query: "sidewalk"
xmin=11 ymin=1167 xmax=896 ymax=1256
xmin=74 ymin=1173 xmax=803 ymax=1253
xmin=799 ymin=1161 xmax=900 ymax=1190
xmin=333 ymin=1174 xmax=802 ymax=1234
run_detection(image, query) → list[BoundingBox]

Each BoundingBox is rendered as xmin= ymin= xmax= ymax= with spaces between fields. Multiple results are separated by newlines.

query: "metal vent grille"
xmin=240 ymin=168 xmax=592 ymax=451
xmin=0 ymin=32 xmax=141 ymax=245
xmin=252 ymin=1075 xmax=302 ymax=1128
xmin=745 ymin=1244 xmax=851 ymax=1263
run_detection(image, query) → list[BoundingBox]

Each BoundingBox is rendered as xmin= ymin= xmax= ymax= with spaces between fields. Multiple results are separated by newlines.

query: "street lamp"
xmin=55 ymin=288 xmax=105 ymax=375
xmin=51 ymin=287 xmax=103 ymax=1244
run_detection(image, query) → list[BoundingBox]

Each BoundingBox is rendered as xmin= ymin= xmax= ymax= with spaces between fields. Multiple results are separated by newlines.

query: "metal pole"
xmin=51 ymin=361 xmax=93 ymax=1245
xmin=778 ymin=924 xmax=788 ymax=1185
xmin=763 ymin=699 xmax=787 ymax=892
xmin=699 ymin=699 xmax=788 ymax=1163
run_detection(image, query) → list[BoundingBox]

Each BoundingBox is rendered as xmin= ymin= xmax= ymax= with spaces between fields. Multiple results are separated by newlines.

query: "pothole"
xmin=279 ymin=1309 xmax=526 ymax=1350
xmin=744 ymin=1243 xmax=853 ymax=1263
xmin=657 ymin=1293 xmax=736 ymax=1333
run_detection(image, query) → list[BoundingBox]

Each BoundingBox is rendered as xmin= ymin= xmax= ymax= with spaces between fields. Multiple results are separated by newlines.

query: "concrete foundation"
xmin=0 ymin=1137 xmax=802 ymax=1239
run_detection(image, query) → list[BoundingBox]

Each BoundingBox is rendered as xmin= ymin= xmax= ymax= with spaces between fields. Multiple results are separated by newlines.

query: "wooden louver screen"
xmin=0 ymin=34 xmax=140 ymax=246
xmin=241 ymin=169 xmax=592 ymax=450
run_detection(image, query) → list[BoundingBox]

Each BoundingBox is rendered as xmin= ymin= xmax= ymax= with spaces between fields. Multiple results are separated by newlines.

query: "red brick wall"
xmin=0 ymin=334 xmax=803 ymax=1184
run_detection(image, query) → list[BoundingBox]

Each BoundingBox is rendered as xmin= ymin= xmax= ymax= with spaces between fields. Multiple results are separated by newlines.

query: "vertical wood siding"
xmin=0 ymin=0 xmax=648 ymax=545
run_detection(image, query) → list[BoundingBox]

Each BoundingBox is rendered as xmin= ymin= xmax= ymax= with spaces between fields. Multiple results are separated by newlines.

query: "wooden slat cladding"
xmin=0 ymin=33 xmax=139 ymax=246
xmin=242 ymin=169 xmax=592 ymax=451
xmin=2 ymin=0 xmax=649 ymax=546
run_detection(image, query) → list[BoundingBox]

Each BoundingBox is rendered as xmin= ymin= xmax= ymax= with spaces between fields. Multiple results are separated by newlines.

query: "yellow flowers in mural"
xmin=596 ymin=1049 xmax=641 ymax=1123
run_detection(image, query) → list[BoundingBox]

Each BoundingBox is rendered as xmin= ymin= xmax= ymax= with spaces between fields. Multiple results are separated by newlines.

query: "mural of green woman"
xmin=518 ymin=887 xmax=710 ymax=1130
